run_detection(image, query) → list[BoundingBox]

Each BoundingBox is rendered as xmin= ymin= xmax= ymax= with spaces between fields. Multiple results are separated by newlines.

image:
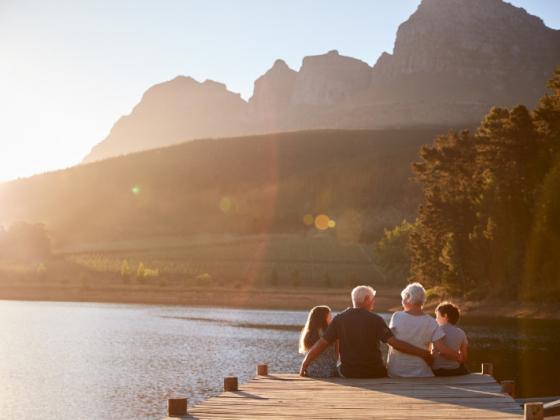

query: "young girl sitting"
xmin=432 ymin=302 xmax=469 ymax=376
xmin=299 ymin=305 xmax=338 ymax=377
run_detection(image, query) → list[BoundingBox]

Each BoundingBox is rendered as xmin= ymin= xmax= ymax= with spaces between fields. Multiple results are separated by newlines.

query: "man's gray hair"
xmin=401 ymin=282 xmax=427 ymax=306
xmin=351 ymin=285 xmax=376 ymax=307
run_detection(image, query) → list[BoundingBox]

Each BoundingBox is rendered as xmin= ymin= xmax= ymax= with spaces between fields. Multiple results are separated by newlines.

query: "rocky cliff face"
xmin=85 ymin=76 xmax=249 ymax=162
xmin=370 ymin=0 xmax=560 ymax=107
xmin=84 ymin=0 xmax=560 ymax=162
xmin=248 ymin=59 xmax=297 ymax=130
xmin=291 ymin=50 xmax=371 ymax=107
xmin=248 ymin=51 xmax=373 ymax=133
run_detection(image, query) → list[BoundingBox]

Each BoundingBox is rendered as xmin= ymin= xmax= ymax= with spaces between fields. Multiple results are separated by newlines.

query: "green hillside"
xmin=0 ymin=128 xmax=445 ymax=247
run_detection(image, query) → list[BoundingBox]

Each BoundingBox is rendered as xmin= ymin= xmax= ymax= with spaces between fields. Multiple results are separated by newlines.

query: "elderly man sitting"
xmin=300 ymin=285 xmax=433 ymax=378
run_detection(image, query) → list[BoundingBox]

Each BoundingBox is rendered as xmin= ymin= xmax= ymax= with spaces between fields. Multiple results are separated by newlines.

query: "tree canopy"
xmin=409 ymin=68 xmax=560 ymax=301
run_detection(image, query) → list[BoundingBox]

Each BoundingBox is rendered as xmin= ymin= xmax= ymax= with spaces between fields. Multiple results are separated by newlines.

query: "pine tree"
xmin=472 ymin=106 xmax=540 ymax=295
xmin=524 ymin=158 xmax=560 ymax=299
xmin=410 ymin=131 xmax=478 ymax=290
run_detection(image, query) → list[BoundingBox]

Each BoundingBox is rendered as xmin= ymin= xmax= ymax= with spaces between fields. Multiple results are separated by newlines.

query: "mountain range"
xmin=84 ymin=0 xmax=560 ymax=162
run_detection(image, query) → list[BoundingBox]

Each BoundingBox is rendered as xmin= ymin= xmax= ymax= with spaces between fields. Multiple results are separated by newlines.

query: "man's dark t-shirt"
xmin=322 ymin=308 xmax=393 ymax=378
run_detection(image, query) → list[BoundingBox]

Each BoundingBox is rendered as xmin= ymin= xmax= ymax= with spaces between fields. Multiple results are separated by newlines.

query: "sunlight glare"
xmin=314 ymin=214 xmax=330 ymax=231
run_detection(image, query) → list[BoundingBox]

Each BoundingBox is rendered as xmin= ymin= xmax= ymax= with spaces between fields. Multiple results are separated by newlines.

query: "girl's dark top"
xmin=322 ymin=308 xmax=393 ymax=378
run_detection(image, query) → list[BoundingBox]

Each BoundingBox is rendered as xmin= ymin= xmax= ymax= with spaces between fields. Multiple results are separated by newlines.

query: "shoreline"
xmin=0 ymin=283 xmax=559 ymax=320
xmin=0 ymin=284 xmax=401 ymax=312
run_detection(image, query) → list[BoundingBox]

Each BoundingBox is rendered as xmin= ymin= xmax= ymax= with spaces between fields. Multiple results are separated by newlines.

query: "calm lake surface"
xmin=1 ymin=300 xmax=559 ymax=419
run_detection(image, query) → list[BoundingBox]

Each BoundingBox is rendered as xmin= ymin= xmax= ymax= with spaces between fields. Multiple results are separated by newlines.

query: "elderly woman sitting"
xmin=387 ymin=282 xmax=461 ymax=377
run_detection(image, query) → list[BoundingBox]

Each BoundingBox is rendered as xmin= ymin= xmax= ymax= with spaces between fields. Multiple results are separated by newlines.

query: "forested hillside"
xmin=0 ymin=128 xmax=444 ymax=247
xmin=392 ymin=69 xmax=560 ymax=300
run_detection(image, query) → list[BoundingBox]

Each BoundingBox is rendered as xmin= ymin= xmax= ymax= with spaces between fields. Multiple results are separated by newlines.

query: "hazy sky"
xmin=0 ymin=0 xmax=559 ymax=182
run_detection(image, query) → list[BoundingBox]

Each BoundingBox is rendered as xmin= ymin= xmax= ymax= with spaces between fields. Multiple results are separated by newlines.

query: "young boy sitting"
xmin=431 ymin=302 xmax=469 ymax=376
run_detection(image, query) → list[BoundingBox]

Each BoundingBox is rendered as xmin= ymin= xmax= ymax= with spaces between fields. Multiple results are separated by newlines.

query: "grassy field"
xmin=2 ymin=233 xmax=560 ymax=318
xmin=59 ymin=232 xmax=388 ymax=289
xmin=0 ymin=232 xmax=407 ymax=311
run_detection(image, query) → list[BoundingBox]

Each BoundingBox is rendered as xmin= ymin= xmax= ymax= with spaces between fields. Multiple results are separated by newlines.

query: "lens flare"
xmin=314 ymin=214 xmax=330 ymax=231
xmin=303 ymin=214 xmax=314 ymax=226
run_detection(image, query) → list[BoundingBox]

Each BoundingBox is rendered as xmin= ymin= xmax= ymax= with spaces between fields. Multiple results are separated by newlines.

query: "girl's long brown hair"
xmin=299 ymin=305 xmax=331 ymax=354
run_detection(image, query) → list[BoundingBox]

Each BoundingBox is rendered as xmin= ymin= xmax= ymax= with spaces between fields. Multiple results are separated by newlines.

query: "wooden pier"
xmin=162 ymin=363 xmax=549 ymax=420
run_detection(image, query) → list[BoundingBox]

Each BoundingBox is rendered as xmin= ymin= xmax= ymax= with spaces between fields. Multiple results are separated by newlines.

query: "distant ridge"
xmin=1 ymin=129 xmax=444 ymax=244
xmin=84 ymin=0 xmax=560 ymax=162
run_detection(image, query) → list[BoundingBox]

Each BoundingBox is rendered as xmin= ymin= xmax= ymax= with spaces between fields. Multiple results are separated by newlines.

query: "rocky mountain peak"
xmin=248 ymin=58 xmax=297 ymax=126
xmin=83 ymin=0 xmax=560 ymax=162
xmin=371 ymin=0 xmax=560 ymax=107
xmin=291 ymin=50 xmax=372 ymax=106
xmin=271 ymin=58 xmax=290 ymax=70
xmin=84 ymin=76 xmax=249 ymax=162
xmin=396 ymin=0 xmax=553 ymax=57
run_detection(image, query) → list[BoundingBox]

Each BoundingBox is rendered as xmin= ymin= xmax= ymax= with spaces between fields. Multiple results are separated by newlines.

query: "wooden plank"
xmin=168 ymin=373 xmax=523 ymax=420
xmin=545 ymin=399 xmax=560 ymax=416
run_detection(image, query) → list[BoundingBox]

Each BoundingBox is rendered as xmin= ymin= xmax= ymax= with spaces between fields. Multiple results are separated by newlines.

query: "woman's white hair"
xmin=401 ymin=282 xmax=427 ymax=306
xmin=351 ymin=285 xmax=376 ymax=307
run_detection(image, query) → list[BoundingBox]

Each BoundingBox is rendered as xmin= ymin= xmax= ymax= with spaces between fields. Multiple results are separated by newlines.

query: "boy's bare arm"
xmin=433 ymin=338 xmax=460 ymax=361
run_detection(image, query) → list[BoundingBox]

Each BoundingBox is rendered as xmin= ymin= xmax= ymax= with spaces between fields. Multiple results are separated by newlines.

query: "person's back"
xmin=432 ymin=323 xmax=466 ymax=370
xmin=387 ymin=311 xmax=444 ymax=377
xmin=431 ymin=302 xmax=469 ymax=376
xmin=300 ymin=285 xmax=433 ymax=379
xmin=299 ymin=305 xmax=338 ymax=378
xmin=323 ymin=307 xmax=392 ymax=378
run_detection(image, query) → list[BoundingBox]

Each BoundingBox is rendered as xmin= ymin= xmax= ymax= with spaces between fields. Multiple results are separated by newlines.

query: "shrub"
xmin=136 ymin=262 xmax=145 ymax=278
xmin=120 ymin=260 xmax=130 ymax=277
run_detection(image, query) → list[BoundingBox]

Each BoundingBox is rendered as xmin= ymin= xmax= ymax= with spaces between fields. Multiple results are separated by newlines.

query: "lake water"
xmin=1 ymin=301 xmax=559 ymax=419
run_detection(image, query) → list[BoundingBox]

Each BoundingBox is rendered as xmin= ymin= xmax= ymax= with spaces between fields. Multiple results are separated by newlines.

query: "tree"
xmin=523 ymin=158 xmax=560 ymax=300
xmin=410 ymin=130 xmax=478 ymax=290
xmin=136 ymin=262 xmax=145 ymax=278
xmin=408 ymin=68 xmax=560 ymax=299
xmin=121 ymin=260 xmax=131 ymax=278
xmin=472 ymin=106 xmax=540 ymax=295
xmin=534 ymin=66 xmax=560 ymax=168
xmin=375 ymin=220 xmax=414 ymax=285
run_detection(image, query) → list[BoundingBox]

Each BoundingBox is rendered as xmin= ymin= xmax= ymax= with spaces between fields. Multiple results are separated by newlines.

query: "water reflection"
xmin=461 ymin=317 xmax=560 ymax=398
xmin=0 ymin=301 xmax=558 ymax=419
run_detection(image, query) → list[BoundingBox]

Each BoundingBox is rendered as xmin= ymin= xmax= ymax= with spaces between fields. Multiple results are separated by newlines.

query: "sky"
xmin=0 ymin=0 xmax=559 ymax=182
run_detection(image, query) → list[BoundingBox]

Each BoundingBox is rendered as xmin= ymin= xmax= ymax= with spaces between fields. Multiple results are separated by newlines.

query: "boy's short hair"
xmin=436 ymin=302 xmax=460 ymax=325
